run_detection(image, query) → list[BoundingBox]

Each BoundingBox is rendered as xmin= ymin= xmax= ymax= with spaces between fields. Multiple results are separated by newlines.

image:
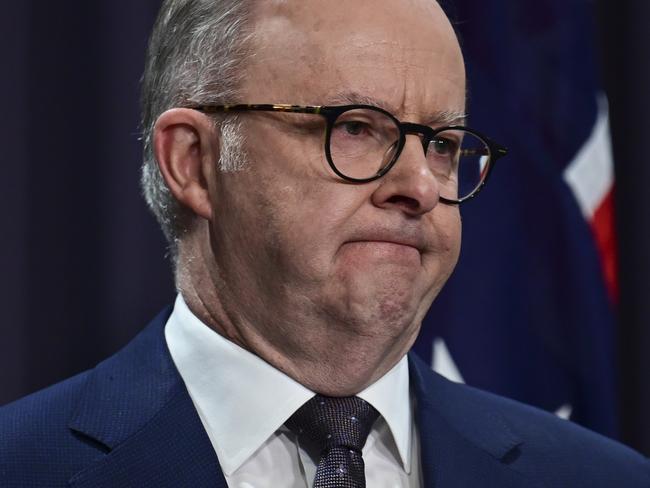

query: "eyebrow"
xmin=324 ymin=90 xmax=468 ymax=126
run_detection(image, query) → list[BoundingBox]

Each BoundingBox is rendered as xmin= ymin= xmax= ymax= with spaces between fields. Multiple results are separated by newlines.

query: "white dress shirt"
xmin=165 ymin=294 xmax=422 ymax=487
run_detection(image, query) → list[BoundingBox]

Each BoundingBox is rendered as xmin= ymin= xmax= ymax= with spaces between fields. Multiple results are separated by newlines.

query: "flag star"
xmin=432 ymin=338 xmax=465 ymax=384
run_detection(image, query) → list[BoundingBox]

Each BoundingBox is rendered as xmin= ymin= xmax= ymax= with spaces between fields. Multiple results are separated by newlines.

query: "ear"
xmin=153 ymin=108 xmax=219 ymax=221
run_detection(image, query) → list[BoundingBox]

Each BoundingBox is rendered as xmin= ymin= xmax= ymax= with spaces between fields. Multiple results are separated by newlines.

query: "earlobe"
xmin=153 ymin=108 xmax=219 ymax=221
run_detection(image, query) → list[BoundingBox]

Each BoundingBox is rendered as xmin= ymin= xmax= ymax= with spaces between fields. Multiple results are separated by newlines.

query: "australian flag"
xmin=414 ymin=0 xmax=619 ymax=438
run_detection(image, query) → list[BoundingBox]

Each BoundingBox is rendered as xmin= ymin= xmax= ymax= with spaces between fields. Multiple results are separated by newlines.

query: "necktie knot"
xmin=286 ymin=395 xmax=379 ymax=487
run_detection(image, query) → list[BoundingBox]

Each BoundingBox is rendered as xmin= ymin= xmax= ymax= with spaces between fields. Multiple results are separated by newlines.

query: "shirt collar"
xmin=165 ymin=294 xmax=412 ymax=475
xmin=358 ymin=355 xmax=413 ymax=473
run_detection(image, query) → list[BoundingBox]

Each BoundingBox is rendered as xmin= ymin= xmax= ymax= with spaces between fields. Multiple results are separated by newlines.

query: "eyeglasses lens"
xmin=328 ymin=108 xmax=400 ymax=180
xmin=427 ymin=129 xmax=491 ymax=201
xmin=328 ymin=108 xmax=491 ymax=201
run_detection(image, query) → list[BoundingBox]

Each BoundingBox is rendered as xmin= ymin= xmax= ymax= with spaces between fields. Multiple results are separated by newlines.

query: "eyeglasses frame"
xmin=186 ymin=103 xmax=508 ymax=204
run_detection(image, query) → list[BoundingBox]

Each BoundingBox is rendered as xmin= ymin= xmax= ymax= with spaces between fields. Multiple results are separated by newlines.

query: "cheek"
xmin=250 ymin=142 xmax=368 ymax=253
xmin=426 ymin=208 xmax=462 ymax=280
xmin=245 ymin=174 xmax=362 ymax=283
xmin=444 ymin=211 xmax=462 ymax=261
xmin=280 ymin=191 xmax=365 ymax=277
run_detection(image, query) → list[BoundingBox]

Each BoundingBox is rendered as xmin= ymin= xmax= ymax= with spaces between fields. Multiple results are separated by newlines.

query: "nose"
xmin=370 ymin=135 xmax=440 ymax=216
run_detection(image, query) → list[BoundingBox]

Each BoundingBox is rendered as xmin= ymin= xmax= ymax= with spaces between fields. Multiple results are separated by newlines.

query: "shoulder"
xmin=0 ymin=370 xmax=87 ymax=438
xmin=410 ymin=355 xmax=650 ymax=487
xmin=463 ymin=380 xmax=647 ymax=470
xmin=0 ymin=371 xmax=104 ymax=486
xmin=0 ymin=307 xmax=175 ymax=487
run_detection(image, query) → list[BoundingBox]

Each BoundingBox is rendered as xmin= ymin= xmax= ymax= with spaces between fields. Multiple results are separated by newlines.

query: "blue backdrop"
xmin=415 ymin=0 xmax=617 ymax=437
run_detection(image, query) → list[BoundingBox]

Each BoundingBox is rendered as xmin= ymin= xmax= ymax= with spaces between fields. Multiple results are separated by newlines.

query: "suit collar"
xmin=67 ymin=307 xmax=227 ymax=488
xmin=408 ymin=352 xmax=522 ymax=459
xmin=68 ymin=307 xmax=177 ymax=449
xmin=408 ymin=353 xmax=540 ymax=487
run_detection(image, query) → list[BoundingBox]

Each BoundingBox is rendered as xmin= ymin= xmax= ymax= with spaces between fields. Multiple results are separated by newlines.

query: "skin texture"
xmin=154 ymin=0 xmax=466 ymax=396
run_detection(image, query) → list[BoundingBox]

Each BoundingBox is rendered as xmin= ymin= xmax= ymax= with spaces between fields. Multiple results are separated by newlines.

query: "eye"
xmin=335 ymin=120 xmax=371 ymax=137
xmin=430 ymin=136 xmax=459 ymax=156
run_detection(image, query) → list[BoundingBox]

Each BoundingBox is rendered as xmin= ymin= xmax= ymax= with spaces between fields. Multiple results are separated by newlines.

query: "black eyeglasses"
xmin=187 ymin=103 xmax=508 ymax=204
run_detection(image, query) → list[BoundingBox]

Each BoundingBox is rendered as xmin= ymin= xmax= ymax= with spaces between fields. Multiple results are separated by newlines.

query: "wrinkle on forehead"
xmin=325 ymin=91 xmax=467 ymax=126
xmin=246 ymin=0 xmax=465 ymax=116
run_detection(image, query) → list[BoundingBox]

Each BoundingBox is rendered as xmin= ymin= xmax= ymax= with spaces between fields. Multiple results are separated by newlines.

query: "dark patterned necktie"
xmin=286 ymin=395 xmax=379 ymax=488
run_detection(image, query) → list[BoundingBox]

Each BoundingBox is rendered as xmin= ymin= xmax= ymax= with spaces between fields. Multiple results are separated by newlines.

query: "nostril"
xmin=386 ymin=195 xmax=420 ymax=211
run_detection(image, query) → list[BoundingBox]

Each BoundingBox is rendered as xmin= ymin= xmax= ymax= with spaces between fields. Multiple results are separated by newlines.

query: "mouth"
xmin=345 ymin=230 xmax=426 ymax=253
xmin=340 ymin=237 xmax=424 ymax=266
xmin=337 ymin=224 xmax=431 ymax=268
xmin=347 ymin=239 xmax=421 ymax=252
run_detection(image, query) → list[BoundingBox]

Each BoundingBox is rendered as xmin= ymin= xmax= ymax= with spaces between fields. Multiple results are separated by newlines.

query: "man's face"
xmin=208 ymin=0 xmax=465 ymax=370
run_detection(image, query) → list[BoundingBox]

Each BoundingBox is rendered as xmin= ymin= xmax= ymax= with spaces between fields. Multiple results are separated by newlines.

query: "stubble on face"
xmin=187 ymin=0 xmax=466 ymax=394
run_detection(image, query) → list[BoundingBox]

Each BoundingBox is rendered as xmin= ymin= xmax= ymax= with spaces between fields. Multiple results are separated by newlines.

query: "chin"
xmin=318 ymin=267 xmax=428 ymax=335
xmin=344 ymin=290 xmax=422 ymax=340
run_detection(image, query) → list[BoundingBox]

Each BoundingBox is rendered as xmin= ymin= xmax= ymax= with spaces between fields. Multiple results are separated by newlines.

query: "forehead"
xmin=243 ymin=0 xmax=466 ymax=120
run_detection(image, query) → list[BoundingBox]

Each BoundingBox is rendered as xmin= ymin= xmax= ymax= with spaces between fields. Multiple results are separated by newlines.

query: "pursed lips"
xmin=348 ymin=239 xmax=421 ymax=252
xmin=338 ymin=239 xmax=424 ymax=268
xmin=343 ymin=231 xmax=428 ymax=254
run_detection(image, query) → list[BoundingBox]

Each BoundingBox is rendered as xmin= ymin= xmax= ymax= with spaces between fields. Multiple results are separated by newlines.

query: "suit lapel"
xmin=67 ymin=308 xmax=227 ymax=488
xmin=409 ymin=353 xmax=543 ymax=488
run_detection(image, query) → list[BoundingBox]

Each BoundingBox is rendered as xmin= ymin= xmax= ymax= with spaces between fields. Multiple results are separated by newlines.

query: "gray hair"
xmin=140 ymin=0 xmax=254 ymax=257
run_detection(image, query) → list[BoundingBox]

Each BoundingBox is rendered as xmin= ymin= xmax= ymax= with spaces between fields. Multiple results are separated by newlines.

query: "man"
xmin=1 ymin=0 xmax=648 ymax=486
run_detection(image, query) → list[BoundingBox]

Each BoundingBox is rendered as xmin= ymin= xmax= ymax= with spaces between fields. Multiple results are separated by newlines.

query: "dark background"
xmin=1 ymin=1 xmax=649 ymax=454
xmin=598 ymin=0 xmax=650 ymax=454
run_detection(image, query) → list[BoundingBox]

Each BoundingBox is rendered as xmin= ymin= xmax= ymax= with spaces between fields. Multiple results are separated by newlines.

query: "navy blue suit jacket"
xmin=2 ymin=307 xmax=649 ymax=487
